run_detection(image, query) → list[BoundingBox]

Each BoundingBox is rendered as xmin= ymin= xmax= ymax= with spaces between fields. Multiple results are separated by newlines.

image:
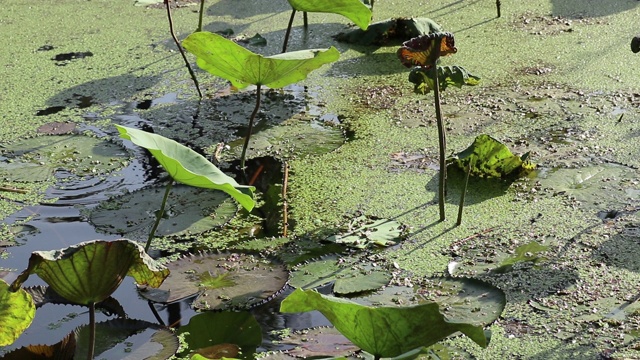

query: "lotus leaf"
xmin=289 ymin=255 xmax=391 ymax=294
xmin=280 ymin=288 xmax=489 ymax=358
xmin=177 ymin=311 xmax=261 ymax=359
xmin=115 ymin=125 xmax=255 ymax=211
xmin=9 ymin=239 xmax=169 ymax=305
xmin=454 ymin=134 xmax=536 ymax=178
xmin=325 ymin=215 xmax=404 ymax=248
xmin=0 ymin=333 xmax=75 ymax=359
xmin=493 ymin=241 xmax=549 ymax=273
xmin=182 ymin=32 xmax=340 ymax=90
xmin=335 ymin=17 xmax=442 ymax=46
xmin=74 ymin=318 xmax=178 ymax=360
xmin=138 ymin=252 xmax=288 ymax=311
xmin=287 ymin=0 xmax=371 ymax=30
xmin=89 ymin=185 xmax=237 ymax=239
xmin=0 ymin=279 xmax=35 ymax=346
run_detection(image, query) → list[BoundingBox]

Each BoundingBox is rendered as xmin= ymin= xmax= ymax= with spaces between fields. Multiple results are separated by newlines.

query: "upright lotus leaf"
xmin=280 ymin=288 xmax=489 ymax=358
xmin=9 ymin=239 xmax=169 ymax=305
xmin=115 ymin=125 xmax=255 ymax=211
xmin=182 ymin=32 xmax=340 ymax=90
xmin=0 ymin=279 xmax=35 ymax=346
xmin=287 ymin=0 xmax=371 ymax=30
xmin=454 ymin=134 xmax=536 ymax=178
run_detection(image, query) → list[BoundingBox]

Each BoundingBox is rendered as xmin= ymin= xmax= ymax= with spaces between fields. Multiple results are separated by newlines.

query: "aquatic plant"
xmin=182 ymin=31 xmax=340 ymax=170
xmin=282 ymin=0 xmax=372 ymax=52
xmin=116 ymin=125 xmax=255 ymax=251
xmin=0 ymin=279 xmax=34 ymax=346
xmin=398 ymin=30 xmax=484 ymax=223
xmin=7 ymin=239 xmax=169 ymax=360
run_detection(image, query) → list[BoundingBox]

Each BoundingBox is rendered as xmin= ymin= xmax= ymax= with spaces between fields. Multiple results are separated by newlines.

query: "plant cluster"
xmin=1 ymin=0 xmax=528 ymax=359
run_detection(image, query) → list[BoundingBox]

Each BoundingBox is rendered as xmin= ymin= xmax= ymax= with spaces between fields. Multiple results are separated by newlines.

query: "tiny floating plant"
xmin=182 ymin=31 xmax=340 ymax=170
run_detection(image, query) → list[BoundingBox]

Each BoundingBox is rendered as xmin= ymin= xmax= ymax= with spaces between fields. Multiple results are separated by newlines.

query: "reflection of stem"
xmin=283 ymin=161 xmax=289 ymax=237
xmin=241 ymin=84 xmax=262 ymax=171
xmin=146 ymin=181 xmax=173 ymax=252
xmin=456 ymin=162 xmax=471 ymax=226
xmin=87 ymin=302 xmax=96 ymax=360
xmin=282 ymin=10 xmax=297 ymax=53
xmin=196 ymin=0 xmax=205 ymax=32
xmin=432 ymin=34 xmax=446 ymax=222
xmin=166 ymin=0 xmax=203 ymax=98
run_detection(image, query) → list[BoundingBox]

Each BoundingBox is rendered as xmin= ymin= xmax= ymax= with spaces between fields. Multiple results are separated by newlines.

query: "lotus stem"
xmin=283 ymin=10 xmax=297 ymax=53
xmin=456 ymin=162 xmax=471 ymax=226
xmin=283 ymin=161 xmax=289 ymax=237
xmin=241 ymin=84 xmax=262 ymax=171
xmin=166 ymin=0 xmax=203 ymax=98
xmin=88 ymin=302 xmax=96 ymax=360
xmin=432 ymin=34 xmax=446 ymax=222
xmin=197 ymin=0 xmax=205 ymax=32
xmin=146 ymin=181 xmax=173 ymax=252
xmin=303 ymin=11 xmax=308 ymax=28
xmin=496 ymin=0 xmax=501 ymax=17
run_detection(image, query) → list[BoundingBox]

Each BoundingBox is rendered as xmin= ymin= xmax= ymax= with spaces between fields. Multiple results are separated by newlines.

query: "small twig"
xmin=249 ymin=163 xmax=264 ymax=186
xmin=0 ymin=186 xmax=28 ymax=194
xmin=166 ymin=0 xmax=203 ymax=98
xmin=456 ymin=163 xmax=471 ymax=226
xmin=282 ymin=161 xmax=289 ymax=237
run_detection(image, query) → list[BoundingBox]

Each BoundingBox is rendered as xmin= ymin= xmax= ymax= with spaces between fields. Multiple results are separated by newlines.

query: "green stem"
xmin=432 ymin=35 xmax=446 ymax=222
xmin=456 ymin=163 xmax=471 ymax=226
xmin=241 ymin=84 xmax=262 ymax=171
xmin=88 ymin=302 xmax=96 ymax=360
xmin=282 ymin=10 xmax=296 ymax=53
xmin=166 ymin=0 xmax=203 ymax=98
xmin=146 ymin=181 xmax=173 ymax=252
xmin=197 ymin=0 xmax=205 ymax=32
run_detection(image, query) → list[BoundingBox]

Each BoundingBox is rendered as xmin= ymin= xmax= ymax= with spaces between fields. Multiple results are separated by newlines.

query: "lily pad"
xmin=453 ymin=134 xmax=536 ymax=178
xmin=9 ymin=239 xmax=169 ymax=305
xmin=116 ymin=125 xmax=255 ymax=211
xmin=335 ymin=17 xmax=441 ymax=46
xmin=177 ymin=311 xmax=262 ymax=360
xmin=74 ymin=318 xmax=178 ymax=360
xmin=89 ymin=185 xmax=238 ymax=239
xmin=137 ymin=252 xmax=288 ymax=311
xmin=282 ymin=327 xmax=359 ymax=358
xmin=289 ymin=255 xmax=392 ymax=295
xmin=0 ymin=278 xmax=35 ymax=346
xmin=326 ymin=215 xmax=405 ymax=248
xmin=182 ymin=31 xmax=340 ymax=90
xmin=0 ymin=332 xmax=75 ymax=359
xmin=280 ymin=288 xmax=492 ymax=358
xmin=493 ymin=241 xmax=549 ymax=273
xmin=0 ymin=134 xmax=129 ymax=182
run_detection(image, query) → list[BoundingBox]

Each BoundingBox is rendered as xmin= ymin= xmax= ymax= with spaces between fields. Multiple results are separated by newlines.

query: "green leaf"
xmin=453 ymin=134 xmax=536 ymax=178
xmin=280 ymin=288 xmax=489 ymax=358
xmin=9 ymin=239 xmax=169 ymax=305
xmin=0 ymin=279 xmax=35 ymax=346
xmin=494 ymin=241 xmax=549 ymax=273
xmin=326 ymin=215 xmax=405 ymax=248
xmin=409 ymin=65 xmax=481 ymax=94
xmin=182 ymin=32 xmax=340 ymax=90
xmin=115 ymin=125 xmax=255 ymax=212
xmin=287 ymin=0 xmax=371 ymax=30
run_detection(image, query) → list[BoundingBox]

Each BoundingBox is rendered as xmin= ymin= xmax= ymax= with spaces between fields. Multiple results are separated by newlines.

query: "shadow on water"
xmin=550 ymin=0 xmax=638 ymax=18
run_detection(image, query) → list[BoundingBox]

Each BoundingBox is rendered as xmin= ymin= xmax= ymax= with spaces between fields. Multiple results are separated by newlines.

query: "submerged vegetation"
xmin=1 ymin=0 xmax=640 ymax=359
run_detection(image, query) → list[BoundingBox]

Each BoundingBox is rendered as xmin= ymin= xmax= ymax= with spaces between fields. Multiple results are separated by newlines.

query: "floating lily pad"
xmin=0 ymin=134 xmax=129 ymax=182
xmin=326 ymin=215 xmax=405 ymax=248
xmin=36 ymin=121 xmax=76 ymax=135
xmin=0 ymin=332 xmax=75 ymax=359
xmin=493 ymin=241 xmax=549 ymax=273
xmin=0 ymin=279 xmax=35 ymax=346
xmin=138 ymin=252 xmax=288 ymax=311
xmin=453 ymin=134 xmax=536 ymax=178
xmin=177 ymin=312 xmax=262 ymax=360
xmin=282 ymin=327 xmax=359 ymax=358
xmin=289 ymin=255 xmax=392 ymax=295
xmin=537 ymin=164 xmax=639 ymax=210
xmin=335 ymin=17 xmax=441 ymax=46
xmin=74 ymin=318 xmax=178 ymax=360
xmin=89 ymin=185 xmax=238 ymax=239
